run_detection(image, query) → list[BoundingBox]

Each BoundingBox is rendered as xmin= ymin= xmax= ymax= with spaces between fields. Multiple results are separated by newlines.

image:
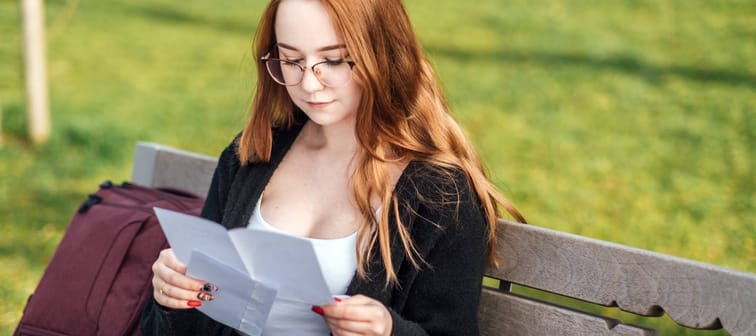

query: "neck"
xmin=300 ymin=119 xmax=358 ymax=156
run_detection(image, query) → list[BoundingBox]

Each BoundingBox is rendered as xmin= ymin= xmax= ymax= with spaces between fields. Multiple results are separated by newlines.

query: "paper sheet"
xmin=154 ymin=207 xmax=334 ymax=333
xmin=230 ymin=229 xmax=332 ymax=305
xmin=154 ymin=207 xmax=247 ymax=273
xmin=187 ymin=251 xmax=276 ymax=336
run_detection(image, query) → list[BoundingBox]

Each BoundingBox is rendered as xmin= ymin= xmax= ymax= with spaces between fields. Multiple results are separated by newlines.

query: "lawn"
xmin=1 ymin=0 xmax=753 ymax=334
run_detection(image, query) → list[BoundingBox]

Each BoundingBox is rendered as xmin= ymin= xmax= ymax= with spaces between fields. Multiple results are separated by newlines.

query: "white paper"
xmin=153 ymin=207 xmax=335 ymax=332
xmin=230 ymin=229 xmax=332 ymax=305
xmin=187 ymin=250 xmax=276 ymax=336
xmin=154 ymin=208 xmax=247 ymax=273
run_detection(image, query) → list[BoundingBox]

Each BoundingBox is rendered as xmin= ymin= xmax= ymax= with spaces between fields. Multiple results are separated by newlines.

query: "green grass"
xmin=1 ymin=0 xmax=753 ymax=334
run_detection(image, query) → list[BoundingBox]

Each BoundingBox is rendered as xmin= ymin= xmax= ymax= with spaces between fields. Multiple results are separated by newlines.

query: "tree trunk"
xmin=22 ymin=0 xmax=51 ymax=144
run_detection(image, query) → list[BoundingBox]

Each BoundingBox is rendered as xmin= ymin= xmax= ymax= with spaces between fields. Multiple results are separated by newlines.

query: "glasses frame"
xmin=260 ymin=54 xmax=356 ymax=87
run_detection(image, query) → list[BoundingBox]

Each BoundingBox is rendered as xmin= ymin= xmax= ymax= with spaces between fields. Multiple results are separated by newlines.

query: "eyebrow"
xmin=276 ymin=42 xmax=347 ymax=52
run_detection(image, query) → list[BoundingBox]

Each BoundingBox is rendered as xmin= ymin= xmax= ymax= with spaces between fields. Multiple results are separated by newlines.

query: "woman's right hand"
xmin=151 ymin=248 xmax=208 ymax=309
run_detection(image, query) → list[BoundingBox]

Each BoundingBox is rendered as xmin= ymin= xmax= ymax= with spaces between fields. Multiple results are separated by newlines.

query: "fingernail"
xmin=311 ymin=305 xmax=324 ymax=316
xmin=197 ymin=291 xmax=214 ymax=301
xmin=187 ymin=300 xmax=202 ymax=307
xmin=333 ymin=297 xmax=342 ymax=302
xmin=202 ymin=282 xmax=219 ymax=292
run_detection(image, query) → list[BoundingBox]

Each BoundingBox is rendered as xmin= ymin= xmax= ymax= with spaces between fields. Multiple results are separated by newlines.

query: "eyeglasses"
xmin=261 ymin=56 xmax=356 ymax=87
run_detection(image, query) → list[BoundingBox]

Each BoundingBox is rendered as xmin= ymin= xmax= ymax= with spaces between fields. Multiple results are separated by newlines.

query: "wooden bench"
xmin=131 ymin=141 xmax=756 ymax=336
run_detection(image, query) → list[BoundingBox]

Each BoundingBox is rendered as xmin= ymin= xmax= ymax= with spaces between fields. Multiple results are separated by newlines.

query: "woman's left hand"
xmin=317 ymin=295 xmax=393 ymax=336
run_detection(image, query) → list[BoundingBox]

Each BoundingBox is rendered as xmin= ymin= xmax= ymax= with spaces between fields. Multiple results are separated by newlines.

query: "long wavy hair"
xmin=239 ymin=0 xmax=526 ymax=285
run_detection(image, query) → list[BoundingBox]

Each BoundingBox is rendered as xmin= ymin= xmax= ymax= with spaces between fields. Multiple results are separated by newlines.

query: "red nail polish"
xmin=311 ymin=305 xmax=324 ymax=316
xmin=333 ymin=297 xmax=342 ymax=302
xmin=188 ymin=300 xmax=202 ymax=307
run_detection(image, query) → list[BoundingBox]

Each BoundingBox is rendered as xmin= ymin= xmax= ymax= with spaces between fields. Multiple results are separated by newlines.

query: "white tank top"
xmin=248 ymin=197 xmax=358 ymax=335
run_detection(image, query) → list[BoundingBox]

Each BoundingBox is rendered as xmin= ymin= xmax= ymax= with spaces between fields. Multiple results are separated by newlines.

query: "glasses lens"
xmin=266 ymin=60 xmax=304 ymax=85
xmin=313 ymin=61 xmax=353 ymax=87
xmin=265 ymin=58 xmax=354 ymax=87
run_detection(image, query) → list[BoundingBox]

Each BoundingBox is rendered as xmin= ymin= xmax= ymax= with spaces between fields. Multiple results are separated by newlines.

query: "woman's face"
xmin=274 ymin=0 xmax=362 ymax=129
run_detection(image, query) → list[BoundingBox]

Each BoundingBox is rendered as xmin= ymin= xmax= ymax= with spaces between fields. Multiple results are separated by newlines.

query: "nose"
xmin=300 ymin=66 xmax=324 ymax=92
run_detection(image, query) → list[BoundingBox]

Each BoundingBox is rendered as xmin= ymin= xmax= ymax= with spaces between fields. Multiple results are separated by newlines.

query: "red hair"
xmin=239 ymin=0 xmax=525 ymax=285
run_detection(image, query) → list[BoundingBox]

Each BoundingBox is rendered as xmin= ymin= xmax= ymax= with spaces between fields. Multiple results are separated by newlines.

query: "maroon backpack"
xmin=14 ymin=181 xmax=204 ymax=336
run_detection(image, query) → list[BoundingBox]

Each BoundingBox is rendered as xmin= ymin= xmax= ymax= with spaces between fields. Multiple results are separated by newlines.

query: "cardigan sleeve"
xmin=139 ymin=137 xmax=242 ymax=336
xmin=389 ymin=166 xmax=489 ymax=336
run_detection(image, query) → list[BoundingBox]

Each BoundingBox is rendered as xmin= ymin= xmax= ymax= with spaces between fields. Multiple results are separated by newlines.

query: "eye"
xmin=279 ymin=59 xmax=303 ymax=69
xmin=324 ymin=58 xmax=345 ymax=66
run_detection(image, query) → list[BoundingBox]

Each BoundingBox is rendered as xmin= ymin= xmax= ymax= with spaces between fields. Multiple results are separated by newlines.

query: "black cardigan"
xmin=140 ymin=123 xmax=489 ymax=335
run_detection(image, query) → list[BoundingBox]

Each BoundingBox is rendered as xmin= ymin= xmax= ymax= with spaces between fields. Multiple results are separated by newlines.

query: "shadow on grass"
xmin=0 ymin=103 xmax=27 ymax=141
xmin=425 ymin=44 xmax=756 ymax=89
xmin=113 ymin=2 xmax=256 ymax=36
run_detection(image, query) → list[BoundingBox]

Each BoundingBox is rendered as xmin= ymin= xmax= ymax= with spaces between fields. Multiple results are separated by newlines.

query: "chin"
xmin=306 ymin=114 xmax=348 ymax=127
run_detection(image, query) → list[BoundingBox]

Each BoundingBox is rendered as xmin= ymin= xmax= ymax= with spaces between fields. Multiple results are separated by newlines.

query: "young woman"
xmin=140 ymin=0 xmax=524 ymax=335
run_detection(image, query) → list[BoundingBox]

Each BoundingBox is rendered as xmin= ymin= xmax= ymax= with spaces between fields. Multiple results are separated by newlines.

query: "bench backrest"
xmin=132 ymin=141 xmax=756 ymax=336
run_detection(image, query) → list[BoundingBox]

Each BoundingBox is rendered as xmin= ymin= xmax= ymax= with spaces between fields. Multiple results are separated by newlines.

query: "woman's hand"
xmin=318 ymin=295 xmax=393 ymax=336
xmin=151 ymin=248 xmax=209 ymax=309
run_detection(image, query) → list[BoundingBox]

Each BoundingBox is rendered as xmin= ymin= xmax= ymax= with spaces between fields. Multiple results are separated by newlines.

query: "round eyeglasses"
xmin=261 ymin=57 xmax=356 ymax=88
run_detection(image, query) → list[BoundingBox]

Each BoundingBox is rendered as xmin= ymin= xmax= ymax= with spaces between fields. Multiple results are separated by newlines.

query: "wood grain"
xmin=488 ymin=220 xmax=756 ymax=335
xmin=479 ymin=289 xmax=656 ymax=335
xmin=131 ymin=142 xmax=217 ymax=196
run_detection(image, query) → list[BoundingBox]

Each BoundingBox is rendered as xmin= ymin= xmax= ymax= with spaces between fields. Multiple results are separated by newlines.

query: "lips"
xmin=307 ymin=100 xmax=333 ymax=109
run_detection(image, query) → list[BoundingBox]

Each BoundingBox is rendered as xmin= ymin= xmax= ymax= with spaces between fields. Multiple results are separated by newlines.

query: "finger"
xmin=150 ymin=249 xmax=207 ymax=309
xmin=322 ymin=296 xmax=384 ymax=321
xmin=328 ymin=324 xmax=366 ymax=336
xmin=153 ymin=287 xmax=202 ymax=309
xmin=337 ymin=294 xmax=373 ymax=305
xmin=152 ymin=254 xmax=205 ymax=291
xmin=321 ymin=299 xmax=392 ymax=335
xmin=153 ymin=277 xmax=206 ymax=302
xmin=325 ymin=317 xmax=372 ymax=334
xmin=326 ymin=314 xmax=392 ymax=336
xmin=159 ymin=248 xmax=187 ymax=274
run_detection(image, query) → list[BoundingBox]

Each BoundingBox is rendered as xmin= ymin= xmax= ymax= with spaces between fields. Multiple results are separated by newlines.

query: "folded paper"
xmin=154 ymin=207 xmax=333 ymax=334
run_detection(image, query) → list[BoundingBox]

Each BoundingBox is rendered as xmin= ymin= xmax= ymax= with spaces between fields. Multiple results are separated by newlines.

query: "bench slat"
xmin=132 ymin=142 xmax=217 ymax=196
xmin=487 ymin=220 xmax=756 ymax=335
xmin=479 ymin=289 xmax=656 ymax=336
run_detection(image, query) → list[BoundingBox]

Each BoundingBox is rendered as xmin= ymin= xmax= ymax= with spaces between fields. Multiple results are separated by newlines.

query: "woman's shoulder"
xmin=400 ymin=160 xmax=471 ymax=191
xmin=217 ymin=132 xmax=242 ymax=165
xmin=394 ymin=160 xmax=487 ymax=246
xmin=396 ymin=160 xmax=477 ymax=211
